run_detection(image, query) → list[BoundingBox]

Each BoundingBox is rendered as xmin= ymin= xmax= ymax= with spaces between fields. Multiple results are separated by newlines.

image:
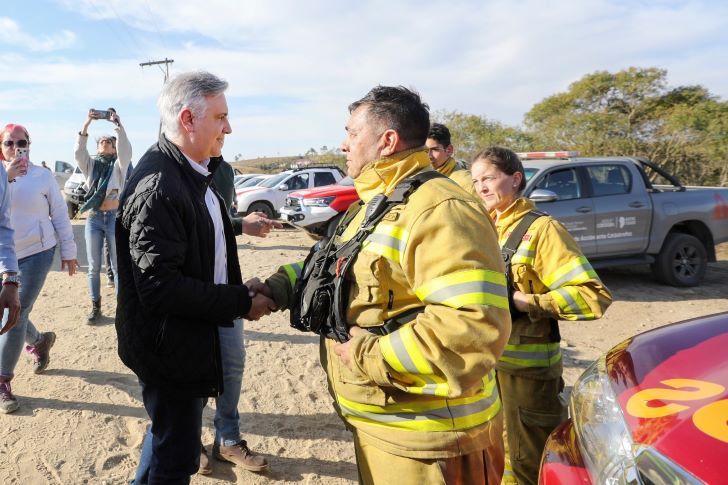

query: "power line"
xmin=140 ymin=58 xmax=175 ymax=137
xmin=90 ymin=0 xmax=146 ymax=55
xmin=139 ymin=58 xmax=174 ymax=82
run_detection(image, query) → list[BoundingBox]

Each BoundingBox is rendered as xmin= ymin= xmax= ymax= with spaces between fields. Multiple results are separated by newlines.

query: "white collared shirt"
xmin=184 ymin=154 xmax=228 ymax=285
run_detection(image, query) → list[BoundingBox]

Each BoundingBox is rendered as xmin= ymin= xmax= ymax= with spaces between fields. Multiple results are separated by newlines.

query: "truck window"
xmin=287 ymin=174 xmax=309 ymax=190
xmin=587 ymin=165 xmax=630 ymax=196
xmin=314 ymin=172 xmax=336 ymax=187
xmin=535 ymin=168 xmax=580 ymax=200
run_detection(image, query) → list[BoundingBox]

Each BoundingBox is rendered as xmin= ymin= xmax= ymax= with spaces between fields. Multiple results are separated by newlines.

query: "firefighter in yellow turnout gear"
xmin=470 ymin=147 xmax=612 ymax=485
xmin=426 ymin=123 xmax=477 ymax=196
xmin=260 ymin=87 xmax=511 ymax=484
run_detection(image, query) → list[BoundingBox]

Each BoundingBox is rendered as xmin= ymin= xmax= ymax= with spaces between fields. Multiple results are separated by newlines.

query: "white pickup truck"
xmin=519 ymin=152 xmax=728 ymax=286
xmin=235 ymin=165 xmax=344 ymax=219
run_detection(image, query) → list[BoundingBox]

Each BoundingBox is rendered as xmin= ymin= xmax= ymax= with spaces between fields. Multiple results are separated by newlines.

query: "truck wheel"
xmin=67 ymin=200 xmax=78 ymax=219
xmin=248 ymin=202 xmax=275 ymax=219
xmin=651 ymin=233 xmax=707 ymax=287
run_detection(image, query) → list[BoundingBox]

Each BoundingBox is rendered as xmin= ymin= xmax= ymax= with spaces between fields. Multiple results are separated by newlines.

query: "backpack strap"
xmin=330 ymin=170 xmax=446 ymax=341
xmin=501 ymin=209 xmax=547 ymax=321
xmin=501 ymin=210 xmax=547 ymax=267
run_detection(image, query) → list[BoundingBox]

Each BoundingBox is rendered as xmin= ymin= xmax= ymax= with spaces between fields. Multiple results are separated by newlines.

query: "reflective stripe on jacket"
xmin=492 ymin=198 xmax=612 ymax=378
xmin=268 ymin=149 xmax=511 ymax=458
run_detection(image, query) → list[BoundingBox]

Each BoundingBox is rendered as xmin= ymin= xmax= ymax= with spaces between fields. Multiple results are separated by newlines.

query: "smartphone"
xmin=90 ymin=109 xmax=112 ymax=120
xmin=14 ymin=147 xmax=29 ymax=175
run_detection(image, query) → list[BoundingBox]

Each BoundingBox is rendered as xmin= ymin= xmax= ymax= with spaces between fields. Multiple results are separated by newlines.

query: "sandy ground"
xmin=1 ymin=221 xmax=726 ymax=484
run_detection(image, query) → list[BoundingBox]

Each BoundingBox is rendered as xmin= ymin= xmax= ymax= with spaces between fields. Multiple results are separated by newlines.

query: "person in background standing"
xmin=75 ymin=108 xmax=132 ymax=323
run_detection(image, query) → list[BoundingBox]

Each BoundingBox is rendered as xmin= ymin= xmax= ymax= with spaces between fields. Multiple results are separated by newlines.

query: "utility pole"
xmin=140 ymin=58 xmax=174 ymax=137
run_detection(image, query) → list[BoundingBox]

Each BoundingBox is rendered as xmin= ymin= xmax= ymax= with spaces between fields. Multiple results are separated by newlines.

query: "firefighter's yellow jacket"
xmin=436 ymin=157 xmax=476 ymax=197
xmin=492 ymin=197 xmax=612 ymax=379
xmin=267 ymin=149 xmax=511 ymax=458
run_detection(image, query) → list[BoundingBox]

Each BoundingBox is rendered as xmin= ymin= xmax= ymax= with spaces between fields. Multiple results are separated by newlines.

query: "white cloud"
xmin=6 ymin=0 xmax=728 ymax=163
xmin=0 ymin=17 xmax=76 ymax=52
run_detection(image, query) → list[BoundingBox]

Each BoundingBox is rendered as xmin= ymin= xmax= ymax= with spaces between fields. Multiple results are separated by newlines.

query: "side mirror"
xmin=529 ymin=189 xmax=559 ymax=203
xmin=278 ymin=184 xmax=289 ymax=191
xmin=65 ymin=168 xmax=73 ymax=174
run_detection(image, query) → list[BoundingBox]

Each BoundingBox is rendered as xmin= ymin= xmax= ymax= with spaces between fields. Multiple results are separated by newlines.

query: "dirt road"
xmin=1 ymin=222 xmax=726 ymax=483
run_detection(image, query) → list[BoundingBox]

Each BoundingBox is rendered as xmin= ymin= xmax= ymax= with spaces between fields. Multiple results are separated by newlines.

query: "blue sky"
xmin=2 ymin=0 xmax=727 ymax=166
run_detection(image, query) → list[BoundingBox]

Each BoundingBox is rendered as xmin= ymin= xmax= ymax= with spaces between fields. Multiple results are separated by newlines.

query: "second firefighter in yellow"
xmin=471 ymin=147 xmax=612 ymax=485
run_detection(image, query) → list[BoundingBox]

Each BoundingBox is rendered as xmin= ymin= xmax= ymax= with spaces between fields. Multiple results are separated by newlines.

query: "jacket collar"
xmin=353 ymin=148 xmax=431 ymax=203
xmin=490 ymin=196 xmax=535 ymax=230
xmin=435 ymin=157 xmax=458 ymax=177
xmin=158 ymin=134 xmax=223 ymax=186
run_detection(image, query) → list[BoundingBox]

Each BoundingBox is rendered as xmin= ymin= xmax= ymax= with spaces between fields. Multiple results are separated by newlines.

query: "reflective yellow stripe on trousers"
xmin=338 ymin=371 xmax=501 ymax=431
xmin=498 ymin=342 xmax=562 ymax=369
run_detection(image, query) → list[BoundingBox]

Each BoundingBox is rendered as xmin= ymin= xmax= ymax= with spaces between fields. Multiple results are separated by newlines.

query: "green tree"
xmin=525 ymin=67 xmax=727 ymax=186
xmin=434 ymin=110 xmax=533 ymax=163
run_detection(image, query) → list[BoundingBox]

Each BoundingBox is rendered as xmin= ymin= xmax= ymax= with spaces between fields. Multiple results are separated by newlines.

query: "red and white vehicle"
xmin=279 ymin=176 xmax=360 ymax=237
xmin=539 ymin=312 xmax=728 ymax=485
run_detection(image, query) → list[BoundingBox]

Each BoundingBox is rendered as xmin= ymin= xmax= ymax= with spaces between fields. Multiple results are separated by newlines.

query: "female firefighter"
xmin=470 ymin=146 xmax=612 ymax=485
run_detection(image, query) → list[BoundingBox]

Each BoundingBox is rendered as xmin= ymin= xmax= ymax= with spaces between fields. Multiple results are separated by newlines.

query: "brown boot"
xmin=214 ymin=440 xmax=268 ymax=472
xmin=198 ymin=445 xmax=212 ymax=475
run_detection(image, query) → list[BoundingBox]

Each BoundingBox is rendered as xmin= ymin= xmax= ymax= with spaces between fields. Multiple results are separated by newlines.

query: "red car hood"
xmin=606 ymin=312 xmax=728 ymax=484
xmin=289 ymin=184 xmax=357 ymax=199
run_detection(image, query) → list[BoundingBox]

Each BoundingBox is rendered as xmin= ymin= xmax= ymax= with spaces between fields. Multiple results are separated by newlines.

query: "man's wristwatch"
xmin=2 ymin=273 xmax=20 ymax=287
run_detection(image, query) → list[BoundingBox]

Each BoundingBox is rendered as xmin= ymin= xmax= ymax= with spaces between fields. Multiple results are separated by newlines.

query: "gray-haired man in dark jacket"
xmin=116 ymin=70 xmax=275 ymax=483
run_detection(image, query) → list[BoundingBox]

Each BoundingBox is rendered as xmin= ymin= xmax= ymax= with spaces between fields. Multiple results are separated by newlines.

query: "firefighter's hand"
xmin=0 ymin=285 xmax=21 ymax=335
xmin=512 ymin=290 xmax=530 ymax=312
xmin=245 ymin=293 xmax=277 ymax=321
xmin=333 ymin=325 xmax=364 ymax=370
xmin=242 ymin=212 xmax=283 ymax=238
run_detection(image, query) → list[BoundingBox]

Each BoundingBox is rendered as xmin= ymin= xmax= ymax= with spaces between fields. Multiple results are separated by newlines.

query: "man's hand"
xmin=0 ymin=285 xmax=21 ymax=335
xmin=512 ymin=290 xmax=530 ymax=312
xmin=333 ymin=325 xmax=365 ymax=370
xmin=242 ymin=212 xmax=283 ymax=238
xmin=245 ymin=293 xmax=276 ymax=321
xmin=61 ymin=259 xmax=78 ymax=276
xmin=245 ymin=277 xmax=273 ymax=299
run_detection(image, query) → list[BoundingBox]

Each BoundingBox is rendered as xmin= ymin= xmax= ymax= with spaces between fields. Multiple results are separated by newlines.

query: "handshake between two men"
xmin=244 ymin=278 xmax=278 ymax=321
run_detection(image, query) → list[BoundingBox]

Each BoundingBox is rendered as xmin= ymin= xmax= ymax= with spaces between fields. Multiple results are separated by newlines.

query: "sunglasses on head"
xmin=2 ymin=139 xmax=29 ymax=148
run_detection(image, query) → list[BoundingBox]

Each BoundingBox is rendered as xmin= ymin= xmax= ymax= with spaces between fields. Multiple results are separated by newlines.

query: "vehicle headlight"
xmin=571 ymin=356 xmax=639 ymax=484
xmin=303 ymin=196 xmax=335 ymax=207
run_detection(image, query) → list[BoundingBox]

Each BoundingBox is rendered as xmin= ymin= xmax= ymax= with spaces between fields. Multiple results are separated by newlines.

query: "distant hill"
xmin=229 ymin=156 xmax=300 ymax=174
xmin=229 ymin=154 xmax=346 ymax=174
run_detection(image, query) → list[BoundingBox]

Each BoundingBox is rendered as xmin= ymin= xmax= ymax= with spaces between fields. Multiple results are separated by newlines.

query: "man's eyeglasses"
xmin=2 ymin=139 xmax=29 ymax=148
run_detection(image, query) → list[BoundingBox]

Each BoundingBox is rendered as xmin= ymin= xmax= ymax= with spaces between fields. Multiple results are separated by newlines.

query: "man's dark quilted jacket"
xmin=115 ymin=135 xmax=251 ymax=397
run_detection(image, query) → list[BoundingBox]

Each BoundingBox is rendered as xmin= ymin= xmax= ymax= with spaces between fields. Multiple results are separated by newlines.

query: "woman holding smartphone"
xmin=0 ymin=123 xmax=78 ymax=413
xmin=75 ymin=109 xmax=132 ymax=322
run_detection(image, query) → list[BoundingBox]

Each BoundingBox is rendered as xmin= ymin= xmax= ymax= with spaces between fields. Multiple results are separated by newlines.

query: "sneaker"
xmin=26 ymin=331 xmax=57 ymax=374
xmin=213 ymin=440 xmax=268 ymax=472
xmin=0 ymin=381 xmax=19 ymax=414
xmin=106 ymin=278 xmax=115 ymax=289
xmin=198 ymin=445 xmax=212 ymax=475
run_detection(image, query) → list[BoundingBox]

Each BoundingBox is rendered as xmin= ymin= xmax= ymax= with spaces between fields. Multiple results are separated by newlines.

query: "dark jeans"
xmin=136 ymin=381 xmax=205 ymax=485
